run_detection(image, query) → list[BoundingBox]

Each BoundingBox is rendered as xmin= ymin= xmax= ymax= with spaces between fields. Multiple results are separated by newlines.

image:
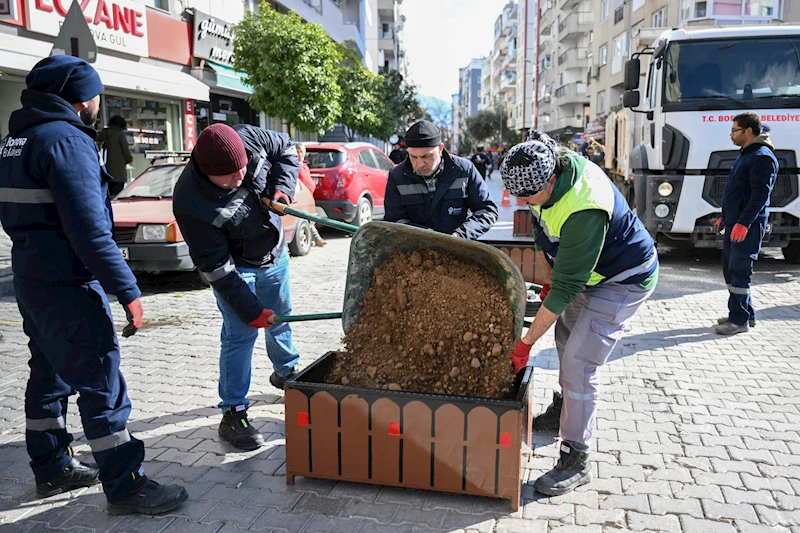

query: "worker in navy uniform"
xmin=0 ymin=56 xmax=186 ymax=514
xmin=383 ymin=120 xmax=498 ymax=239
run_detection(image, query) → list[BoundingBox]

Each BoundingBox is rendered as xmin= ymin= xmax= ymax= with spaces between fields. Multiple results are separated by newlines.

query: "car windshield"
xmin=306 ymin=150 xmax=346 ymax=169
xmin=664 ymin=36 xmax=800 ymax=106
xmin=116 ymin=164 xmax=186 ymax=199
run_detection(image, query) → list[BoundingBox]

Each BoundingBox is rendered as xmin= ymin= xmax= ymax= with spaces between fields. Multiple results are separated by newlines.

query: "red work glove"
xmin=512 ymin=340 xmax=533 ymax=374
xmin=248 ymin=309 xmax=275 ymax=329
xmin=122 ymin=298 xmax=143 ymax=338
xmin=539 ymin=283 xmax=551 ymax=301
xmin=714 ymin=217 xmax=723 ymax=232
xmin=730 ymin=223 xmax=748 ymax=243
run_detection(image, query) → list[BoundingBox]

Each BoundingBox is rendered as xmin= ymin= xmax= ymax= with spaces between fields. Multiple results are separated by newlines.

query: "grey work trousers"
xmin=555 ymin=282 xmax=654 ymax=447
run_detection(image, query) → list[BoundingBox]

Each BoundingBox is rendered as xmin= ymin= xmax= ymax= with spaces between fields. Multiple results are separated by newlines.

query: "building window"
xmin=680 ymin=0 xmax=692 ymax=21
xmin=714 ymin=0 xmax=739 ymax=15
xmin=601 ymin=0 xmax=609 ymax=20
xmin=612 ymin=32 xmax=628 ymax=58
xmin=597 ymin=90 xmax=606 ymax=113
xmin=750 ymin=0 xmax=776 ymax=16
xmin=696 ymin=1 xmax=708 ymax=17
xmin=589 ymin=30 xmax=594 ymax=44
xmin=652 ymin=7 xmax=667 ymax=26
xmin=599 ymin=44 xmax=608 ymax=66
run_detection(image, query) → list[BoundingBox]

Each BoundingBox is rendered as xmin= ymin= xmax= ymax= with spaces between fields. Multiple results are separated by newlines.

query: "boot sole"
xmin=36 ymin=477 xmax=100 ymax=499
xmin=534 ymin=472 xmax=592 ymax=496
xmin=107 ymin=491 xmax=188 ymax=516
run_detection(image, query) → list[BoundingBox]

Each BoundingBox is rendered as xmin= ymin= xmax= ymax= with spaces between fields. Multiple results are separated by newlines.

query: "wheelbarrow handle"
xmin=267 ymin=312 xmax=343 ymax=324
xmin=262 ymin=199 xmax=359 ymax=234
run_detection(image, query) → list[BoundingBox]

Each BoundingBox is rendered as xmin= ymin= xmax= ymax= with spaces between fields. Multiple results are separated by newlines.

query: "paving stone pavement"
xmin=0 ymin=224 xmax=11 ymax=298
xmin=1 ymin=218 xmax=800 ymax=532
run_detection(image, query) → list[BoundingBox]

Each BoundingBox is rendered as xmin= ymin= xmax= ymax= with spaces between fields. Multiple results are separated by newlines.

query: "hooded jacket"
xmin=721 ymin=133 xmax=779 ymax=227
xmin=97 ymin=126 xmax=132 ymax=183
xmin=0 ymin=90 xmax=140 ymax=304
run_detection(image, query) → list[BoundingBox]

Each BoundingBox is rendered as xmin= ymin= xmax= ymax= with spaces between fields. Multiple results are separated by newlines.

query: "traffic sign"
xmin=50 ymin=0 xmax=97 ymax=63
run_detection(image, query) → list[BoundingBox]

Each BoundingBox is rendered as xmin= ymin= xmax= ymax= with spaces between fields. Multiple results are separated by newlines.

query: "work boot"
xmin=107 ymin=473 xmax=188 ymax=515
xmin=314 ymin=238 xmax=327 ymax=247
xmin=533 ymin=441 xmax=592 ymax=496
xmin=715 ymin=321 xmax=749 ymax=335
xmin=718 ymin=316 xmax=756 ymax=328
xmin=218 ymin=405 xmax=265 ymax=451
xmin=36 ymin=456 xmax=99 ymax=498
xmin=533 ymin=391 xmax=563 ymax=431
xmin=269 ymin=369 xmax=296 ymax=390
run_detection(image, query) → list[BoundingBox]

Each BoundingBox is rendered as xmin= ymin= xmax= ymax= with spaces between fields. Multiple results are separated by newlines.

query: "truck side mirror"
xmin=623 ymin=91 xmax=640 ymax=108
xmin=624 ymin=59 xmax=641 ymax=90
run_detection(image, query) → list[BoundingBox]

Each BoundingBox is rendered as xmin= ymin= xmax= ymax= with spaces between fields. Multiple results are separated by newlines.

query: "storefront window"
xmin=194 ymin=94 xmax=259 ymax=133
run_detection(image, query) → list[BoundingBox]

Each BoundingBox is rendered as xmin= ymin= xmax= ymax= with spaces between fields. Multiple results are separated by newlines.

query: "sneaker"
xmin=107 ymin=476 xmax=188 ymax=515
xmin=533 ymin=441 xmax=592 ymax=496
xmin=36 ymin=456 xmax=99 ymax=498
xmin=218 ymin=405 xmax=265 ymax=451
xmin=533 ymin=391 xmax=563 ymax=431
xmin=715 ymin=321 xmax=749 ymax=335
xmin=269 ymin=369 xmax=296 ymax=390
xmin=717 ymin=316 xmax=756 ymax=327
xmin=314 ymin=238 xmax=327 ymax=247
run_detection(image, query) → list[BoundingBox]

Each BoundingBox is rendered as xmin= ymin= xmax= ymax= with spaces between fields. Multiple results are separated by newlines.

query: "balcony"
xmin=379 ymin=31 xmax=396 ymax=54
xmin=554 ymin=82 xmax=588 ymax=105
xmin=558 ymin=12 xmax=592 ymax=41
xmin=559 ymin=0 xmax=581 ymax=11
xmin=557 ymin=48 xmax=588 ymax=71
xmin=500 ymin=71 xmax=517 ymax=93
xmin=552 ymin=116 xmax=584 ymax=131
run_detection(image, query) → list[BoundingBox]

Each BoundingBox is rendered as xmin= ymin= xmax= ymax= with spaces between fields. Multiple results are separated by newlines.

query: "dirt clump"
xmin=327 ymin=249 xmax=516 ymax=399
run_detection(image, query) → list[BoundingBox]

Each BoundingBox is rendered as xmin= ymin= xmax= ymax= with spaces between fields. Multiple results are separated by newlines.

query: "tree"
xmin=374 ymin=70 xmax=425 ymax=139
xmin=465 ymin=107 xmax=504 ymax=143
xmin=233 ymin=7 xmax=342 ymax=133
xmin=421 ymin=97 xmax=453 ymax=148
xmin=335 ymin=44 xmax=382 ymax=142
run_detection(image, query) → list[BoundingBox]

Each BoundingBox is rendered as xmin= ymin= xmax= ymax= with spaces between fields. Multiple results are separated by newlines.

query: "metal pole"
xmin=534 ymin=0 xmax=541 ymax=130
xmin=626 ymin=0 xmax=632 ymax=58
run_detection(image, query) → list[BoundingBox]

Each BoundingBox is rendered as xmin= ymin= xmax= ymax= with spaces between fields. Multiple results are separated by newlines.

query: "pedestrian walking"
xmin=501 ymin=130 xmax=658 ymax=496
xmin=470 ymin=146 xmax=490 ymax=179
xmin=0 ymin=56 xmax=186 ymax=514
xmin=172 ymin=123 xmax=302 ymax=451
xmin=389 ymin=141 xmax=407 ymax=164
xmin=296 ymin=142 xmax=326 ymax=246
xmin=714 ymin=112 xmax=778 ymax=335
xmin=96 ymin=115 xmax=133 ymax=197
xmin=585 ymin=141 xmax=605 ymax=166
xmin=384 ymin=120 xmax=498 ymax=239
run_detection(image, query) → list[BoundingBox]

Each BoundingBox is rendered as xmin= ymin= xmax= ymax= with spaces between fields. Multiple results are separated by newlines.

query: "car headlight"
xmin=657 ymin=181 xmax=674 ymax=197
xmin=654 ymin=204 xmax=670 ymax=218
xmin=135 ymin=224 xmax=168 ymax=242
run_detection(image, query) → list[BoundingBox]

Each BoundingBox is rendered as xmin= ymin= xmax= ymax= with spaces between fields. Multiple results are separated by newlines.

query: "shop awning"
xmin=0 ymin=34 xmax=209 ymax=101
xmin=206 ymin=61 xmax=252 ymax=95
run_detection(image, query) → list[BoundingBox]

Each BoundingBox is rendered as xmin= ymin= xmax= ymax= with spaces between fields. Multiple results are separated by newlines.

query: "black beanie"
xmin=194 ymin=124 xmax=249 ymax=176
xmin=405 ymin=120 xmax=442 ymax=147
xmin=26 ymin=56 xmax=104 ymax=104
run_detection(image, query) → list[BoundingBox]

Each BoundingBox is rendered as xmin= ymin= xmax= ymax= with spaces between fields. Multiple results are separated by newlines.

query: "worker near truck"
xmin=0 ymin=56 xmax=187 ymax=515
xmin=172 ymin=123 xmax=302 ymax=451
xmin=501 ymin=130 xmax=658 ymax=496
xmin=713 ymin=112 xmax=778 ymax=335
xmin=384 ymin=120 xmax=498 ymax=239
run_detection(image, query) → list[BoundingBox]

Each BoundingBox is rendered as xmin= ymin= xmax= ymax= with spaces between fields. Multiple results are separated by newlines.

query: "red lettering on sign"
xmin=94 ymin=0 xmax=112 ymax=28
xmin=298 ymin=412 xmax=309 ymax=426
xmin=130 ymin=8 xmax=143 ymax=37
xmin=34 ymin=0 xmax=145 ymax=38
xmin=52 ymin=0 xmax=67 ymax=16
xmin=499 ymin=432 xmax=512 ymax=447
xmin=112 ymin=3 xmax=128 ymax=32
xmin=184 ymin=99 xmax=196 ymax=151
xmin=388 ymin=422 xmax=400 ymax=436
xmin=35 ymin=0 xmax=53 ymax=13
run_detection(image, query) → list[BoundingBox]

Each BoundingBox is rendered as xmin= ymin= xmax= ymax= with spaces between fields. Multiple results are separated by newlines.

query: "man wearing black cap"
xmin=384 ymin=120 xmax=497 ymax=238
xmin=0 ymin=55 xmax=186 ymax=514
xmin=173 ymin=123 xmax=302 ymax=451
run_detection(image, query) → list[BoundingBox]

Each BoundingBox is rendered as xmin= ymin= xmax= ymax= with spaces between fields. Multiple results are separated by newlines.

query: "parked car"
xmin=111 ymin=154 xmax=316 ymax=279
xmin=304 ymin=142 xmax=395 ymax=226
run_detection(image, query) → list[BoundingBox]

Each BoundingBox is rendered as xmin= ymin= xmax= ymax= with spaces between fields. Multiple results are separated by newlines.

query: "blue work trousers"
xmin=722 ymin=222 xmax=766 ymax=326
xmin=15 ymin=279 xmax=144 ymax=501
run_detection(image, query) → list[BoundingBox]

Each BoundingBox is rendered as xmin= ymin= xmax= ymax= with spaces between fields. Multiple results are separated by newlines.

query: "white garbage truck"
xmin=618 ymin=25 xmax=800 ymax=262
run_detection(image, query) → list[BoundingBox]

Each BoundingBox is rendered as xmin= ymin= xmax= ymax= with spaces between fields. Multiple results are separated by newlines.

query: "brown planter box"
xmin=285 ymin=352 xmax=534 ymax=511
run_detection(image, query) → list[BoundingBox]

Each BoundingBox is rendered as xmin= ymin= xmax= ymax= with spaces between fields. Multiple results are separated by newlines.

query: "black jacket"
xmin=97 ymin=126 xmax=132 ymax=183
xmin=384 ymin=150 xmax=498 ymax=239
xmin=172 ymin=125 xmax=298 ymax=322
xmin=721 ymin=134 xmax=779 ymax=227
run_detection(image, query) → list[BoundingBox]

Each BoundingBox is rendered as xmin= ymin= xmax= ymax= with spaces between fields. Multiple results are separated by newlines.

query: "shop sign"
xmin=193 ymin=10 xmax=235 ymax=65
xmin=184 ymin=99 xmax=196 ymax=150
xmin=26 ymin=0 xmax=149 ymax=57
xmin=0 ymin=0 xmax=19 ymax=21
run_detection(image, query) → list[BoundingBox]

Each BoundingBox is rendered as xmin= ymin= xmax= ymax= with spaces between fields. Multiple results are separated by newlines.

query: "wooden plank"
xmin=284 ymin=389 xmax=310 ymax=476
xmin=465 ymin=407 xmax=498 ymax=496
xmin=402 ymin=400 xmax=433 ymax=488
xmin=370 ymin=398 xmax=401 ymax=485
xmin=497 ymin=411 xmax=522 ymax=500
xmin=340 ymin=394 xmax=369 ymax=480
xmin=310 ymin=392 xmax=340 ymax=478
xmin=432 ymin=404 xmax=465 ymax=493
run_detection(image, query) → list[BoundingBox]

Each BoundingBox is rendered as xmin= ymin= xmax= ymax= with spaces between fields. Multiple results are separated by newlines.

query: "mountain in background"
xmin=417 ymin=94 xmax=452 ymax=131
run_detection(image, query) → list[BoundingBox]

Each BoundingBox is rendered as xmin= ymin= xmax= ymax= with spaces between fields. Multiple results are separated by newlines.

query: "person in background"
xmin=296 ymin=142 xmax=326 ymax=247
xmin=586 ymin=141 xmax=605 ymax=167
xmin=96 ymin=115 xmax=133 ymax=197
xmin=389 ymin=141 xmax=407 ymax=164
xmin=470 ymin=146 xmax=490 ymax=179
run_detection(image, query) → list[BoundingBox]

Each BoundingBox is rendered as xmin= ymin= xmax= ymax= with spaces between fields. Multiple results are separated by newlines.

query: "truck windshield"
xmin=663 ymin=36 xmax=800 ymax=108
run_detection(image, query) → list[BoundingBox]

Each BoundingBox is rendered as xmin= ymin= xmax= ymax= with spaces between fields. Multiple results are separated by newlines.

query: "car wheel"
xmin=783 ymin=241 xmax=800 ymax=264
xmin=354 ymin=198 xmax=373 ymax=227
xmin=289 ymin=220 xmax=312 ymax=256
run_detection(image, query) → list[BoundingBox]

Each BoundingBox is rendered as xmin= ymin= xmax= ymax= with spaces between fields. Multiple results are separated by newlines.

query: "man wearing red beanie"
xmin=173 ymin=123 xmax=301 ymax=450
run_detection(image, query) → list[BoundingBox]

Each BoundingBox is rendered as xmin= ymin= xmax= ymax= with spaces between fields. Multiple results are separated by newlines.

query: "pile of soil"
xmin=327 ymin=249 xmax=516 ymax=399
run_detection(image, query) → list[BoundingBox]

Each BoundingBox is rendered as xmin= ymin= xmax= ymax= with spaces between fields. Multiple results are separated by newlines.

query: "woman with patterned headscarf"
xmin=500 ymin=130 xmax=659 ymax=496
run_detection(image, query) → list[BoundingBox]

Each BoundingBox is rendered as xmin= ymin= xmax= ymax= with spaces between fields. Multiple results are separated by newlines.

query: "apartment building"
xmin=515 ymin=0 xmax=538 ymax=134
xmin=492 ymin=3 xmax=520 ymax=132
xmin=451 ymin=93 xmax=462 ymax=153
xmin=481 ymin=55 xmax=494 ymax=110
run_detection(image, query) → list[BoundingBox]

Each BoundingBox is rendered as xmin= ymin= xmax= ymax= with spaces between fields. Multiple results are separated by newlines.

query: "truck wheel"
xmin=289 ymin=220 xmax=312 ymax=257
xmin=783 ymin=242 xmax=800 ymax=264
xmin=354 ymin=198 xmax=373 ymax=227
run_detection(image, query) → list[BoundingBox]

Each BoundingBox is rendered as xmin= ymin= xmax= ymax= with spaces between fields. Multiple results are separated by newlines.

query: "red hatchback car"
xmin=304 ymin=142 xmax=395 ymax=226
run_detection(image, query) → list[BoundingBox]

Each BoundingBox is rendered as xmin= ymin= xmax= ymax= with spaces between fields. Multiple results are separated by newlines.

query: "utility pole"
xmin=626 ymin=0 xmax=632 ymax=58
xmin=533 ymin=0 xmax=541 ymax=130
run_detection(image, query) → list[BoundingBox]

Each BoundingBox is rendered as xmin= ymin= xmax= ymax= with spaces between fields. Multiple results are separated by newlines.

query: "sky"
xmin=400 ymin=0 xmax=512 ymax=101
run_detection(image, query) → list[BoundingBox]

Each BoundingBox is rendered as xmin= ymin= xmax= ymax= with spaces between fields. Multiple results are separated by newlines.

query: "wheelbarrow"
xmin=261 ymin=198 xmax=528 ymax=337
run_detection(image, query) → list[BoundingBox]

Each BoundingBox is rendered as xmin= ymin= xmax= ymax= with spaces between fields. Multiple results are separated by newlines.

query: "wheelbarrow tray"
xmin=285 ymin=352 xmax=534 ymax=511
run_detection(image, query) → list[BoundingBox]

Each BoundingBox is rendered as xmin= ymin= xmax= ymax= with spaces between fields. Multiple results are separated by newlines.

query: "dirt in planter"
xmin=327 ymin=249 xmax=517 ymax=399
